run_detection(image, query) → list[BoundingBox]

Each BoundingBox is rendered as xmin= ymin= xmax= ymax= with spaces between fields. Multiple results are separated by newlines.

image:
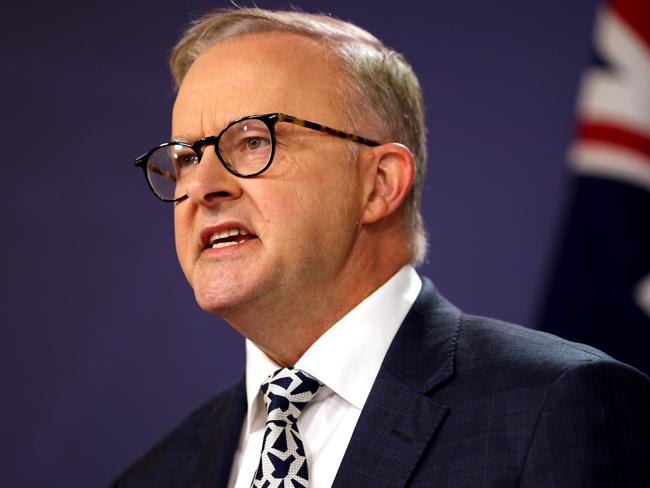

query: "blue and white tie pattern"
xmin=251 ymin=367 xmax=321 ymax=488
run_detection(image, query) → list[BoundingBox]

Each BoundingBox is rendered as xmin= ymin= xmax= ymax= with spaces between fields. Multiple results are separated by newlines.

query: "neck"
xmin=220 ymin=223 xmax=413 ymax=365
xmin=257 ymin=265 xmax=407 ymax=366
xmin=226 ymin=265 xmax=411 ymax=366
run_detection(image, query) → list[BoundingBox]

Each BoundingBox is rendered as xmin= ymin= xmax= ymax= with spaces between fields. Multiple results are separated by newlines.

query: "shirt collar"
xmin=244 ymin=265 xmax=422 ymax=430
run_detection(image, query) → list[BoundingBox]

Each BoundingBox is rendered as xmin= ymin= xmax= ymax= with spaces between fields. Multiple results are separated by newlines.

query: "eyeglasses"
xmin=134 ymin=112 xmax=380 ymax=202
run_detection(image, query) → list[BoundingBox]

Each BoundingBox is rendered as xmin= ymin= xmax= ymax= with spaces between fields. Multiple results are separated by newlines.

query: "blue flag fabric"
xmin=538 ymin=0 xmax=650 ymax=374
xmin=540 ymin=177 xmax=650 ymax=373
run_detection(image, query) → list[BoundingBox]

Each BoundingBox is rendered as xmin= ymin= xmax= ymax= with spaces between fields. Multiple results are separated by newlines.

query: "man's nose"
xmin=184 ymin=149 xmax=243 ymax=206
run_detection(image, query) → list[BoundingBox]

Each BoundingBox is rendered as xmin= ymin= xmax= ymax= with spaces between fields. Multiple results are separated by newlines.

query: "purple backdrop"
xmin=3 ymin=0 xmax=598 ymax=485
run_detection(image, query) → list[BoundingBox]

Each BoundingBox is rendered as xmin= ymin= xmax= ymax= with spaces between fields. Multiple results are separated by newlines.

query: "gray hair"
xmin=169 ymin=8 xmax=428 ymax=264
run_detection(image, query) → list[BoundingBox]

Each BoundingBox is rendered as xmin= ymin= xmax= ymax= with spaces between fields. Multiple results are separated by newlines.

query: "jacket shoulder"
xmin=411 ymin=301 xmax=650 ymax=485
xmin=111 ymin=380 xmax=245 ymax=487
xmin=457 ymin=313 xmax=619 ymax=375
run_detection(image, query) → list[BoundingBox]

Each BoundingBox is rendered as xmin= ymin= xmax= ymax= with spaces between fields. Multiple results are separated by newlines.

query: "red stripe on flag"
xmin=577 ymin=121 xmax=650 ymax=161
xmin=608 ymin=0 xmax=650 ymax=51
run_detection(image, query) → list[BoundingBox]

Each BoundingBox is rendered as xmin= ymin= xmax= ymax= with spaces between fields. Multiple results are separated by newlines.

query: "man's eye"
xmin=174 ymin=151 xmax=198 ymax=166
xmin=246 ymin=137 xmax=263 ymax=150
xmin=241 ymin=136 xmax=270 ymax=151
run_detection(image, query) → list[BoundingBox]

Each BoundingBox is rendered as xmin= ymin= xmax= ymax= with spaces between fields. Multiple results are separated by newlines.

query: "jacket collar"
xmin=332 ymin=277 xmax=460 ymax=487
xmin=383 ymin=276 xmax=460 ymax=393
xmin=196 ymin=379 xmax=247 ymax=487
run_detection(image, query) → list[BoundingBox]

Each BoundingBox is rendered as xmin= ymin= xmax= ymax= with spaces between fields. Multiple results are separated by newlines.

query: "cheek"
xmin=173 ymin=207 xmax=194 ymax=273
xmin=263 ymin=172 xmax=361 ymax=248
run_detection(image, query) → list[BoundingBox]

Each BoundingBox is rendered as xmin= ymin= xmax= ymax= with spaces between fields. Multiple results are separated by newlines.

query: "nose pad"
xmin=184 ymin=149 xmax=242 ymax=205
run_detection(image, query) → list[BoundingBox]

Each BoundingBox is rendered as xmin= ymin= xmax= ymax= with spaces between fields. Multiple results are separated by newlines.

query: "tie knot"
xmin=260 ymin=367 xmax=321 ymax=424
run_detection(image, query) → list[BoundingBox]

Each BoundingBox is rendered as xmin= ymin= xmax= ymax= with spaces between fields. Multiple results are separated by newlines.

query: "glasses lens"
xmin=146 ymin=143 xmax=197 ymax=200
xmin=219 ymin=118 xmax=272 ymax=175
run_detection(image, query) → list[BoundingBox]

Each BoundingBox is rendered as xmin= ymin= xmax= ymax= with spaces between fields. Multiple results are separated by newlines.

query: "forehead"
xmin=172 ymin=32 xmax=347 ymax=137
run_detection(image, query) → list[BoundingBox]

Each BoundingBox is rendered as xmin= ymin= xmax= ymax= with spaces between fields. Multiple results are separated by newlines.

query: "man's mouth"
xmin=208 ymin=228 xmax=256 ymax=249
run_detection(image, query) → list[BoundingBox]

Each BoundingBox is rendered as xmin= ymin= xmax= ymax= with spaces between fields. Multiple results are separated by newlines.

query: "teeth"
xmin=209 ymin=228 xmax=248 ymax=244
xmin=212 ymin=241 xmax=238 ymax=249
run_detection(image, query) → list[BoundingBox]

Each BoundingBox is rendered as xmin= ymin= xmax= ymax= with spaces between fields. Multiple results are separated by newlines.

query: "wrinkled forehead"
xmin=172 ymin=32 xmax=349 ymax=137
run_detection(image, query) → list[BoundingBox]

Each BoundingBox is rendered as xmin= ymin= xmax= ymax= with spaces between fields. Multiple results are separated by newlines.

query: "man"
xmin=117 ymin=7 xmax=649 ymax=487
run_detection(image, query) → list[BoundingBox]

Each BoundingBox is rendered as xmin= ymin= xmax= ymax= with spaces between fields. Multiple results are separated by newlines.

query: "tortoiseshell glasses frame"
xmin=134 ymin=112 xmax=381 ymax=202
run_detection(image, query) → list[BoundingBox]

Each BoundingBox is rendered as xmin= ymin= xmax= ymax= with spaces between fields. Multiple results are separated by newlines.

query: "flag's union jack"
xmin=570 ymin=0 xmax=650 ymax=189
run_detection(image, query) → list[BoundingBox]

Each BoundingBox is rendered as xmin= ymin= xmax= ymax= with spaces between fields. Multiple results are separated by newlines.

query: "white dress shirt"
xmin=227 ymin=265 xmax=422 ymax=488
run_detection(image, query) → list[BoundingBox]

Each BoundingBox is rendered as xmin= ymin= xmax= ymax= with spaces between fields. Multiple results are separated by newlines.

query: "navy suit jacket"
xmin=114 ymin=278 xmax=650 ymax=487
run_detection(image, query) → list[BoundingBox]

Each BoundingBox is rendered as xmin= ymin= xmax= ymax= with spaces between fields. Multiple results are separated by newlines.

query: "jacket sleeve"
xmin=520 ymin=359 xmax=650 ymax=487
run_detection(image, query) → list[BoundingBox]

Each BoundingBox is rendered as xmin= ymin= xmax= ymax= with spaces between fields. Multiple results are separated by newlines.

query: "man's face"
xmin=172 ymin=32 xmax=369 ymax=323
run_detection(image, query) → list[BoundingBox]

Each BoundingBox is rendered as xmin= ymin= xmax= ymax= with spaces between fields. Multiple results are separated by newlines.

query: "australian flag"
xmin=538 ymin=0 xmax=650 ymax=374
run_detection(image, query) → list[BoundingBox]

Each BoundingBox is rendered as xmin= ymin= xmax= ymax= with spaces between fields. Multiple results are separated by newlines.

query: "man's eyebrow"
xmin=170 ymin=134 xmax=195 ymax=143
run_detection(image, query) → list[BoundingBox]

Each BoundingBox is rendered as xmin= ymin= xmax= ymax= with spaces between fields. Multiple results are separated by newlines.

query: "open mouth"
xmin=208 ymin=228 xmax=257 ymax=249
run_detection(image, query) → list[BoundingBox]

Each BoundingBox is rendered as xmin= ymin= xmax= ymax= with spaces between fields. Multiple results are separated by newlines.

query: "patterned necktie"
xmin=251 ymin=367 xmax=321 ymax=488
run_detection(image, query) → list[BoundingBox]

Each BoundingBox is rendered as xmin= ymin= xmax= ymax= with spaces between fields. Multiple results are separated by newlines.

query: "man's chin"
xmin=192 ymin=280 xmax=261 ymax=319
xmin=194 ymin=288 xmax=239 ymax=315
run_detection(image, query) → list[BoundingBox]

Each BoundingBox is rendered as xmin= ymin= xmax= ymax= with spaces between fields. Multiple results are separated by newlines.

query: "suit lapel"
xmin=333 ymin=278 xmax=460 ymax=487
xmin=193 ymin=378 xmax=247 ymax=487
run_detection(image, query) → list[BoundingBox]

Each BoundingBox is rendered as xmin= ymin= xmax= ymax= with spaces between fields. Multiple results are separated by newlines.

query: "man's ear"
xmin=361 ymin=143 xmax=415 ymax=224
